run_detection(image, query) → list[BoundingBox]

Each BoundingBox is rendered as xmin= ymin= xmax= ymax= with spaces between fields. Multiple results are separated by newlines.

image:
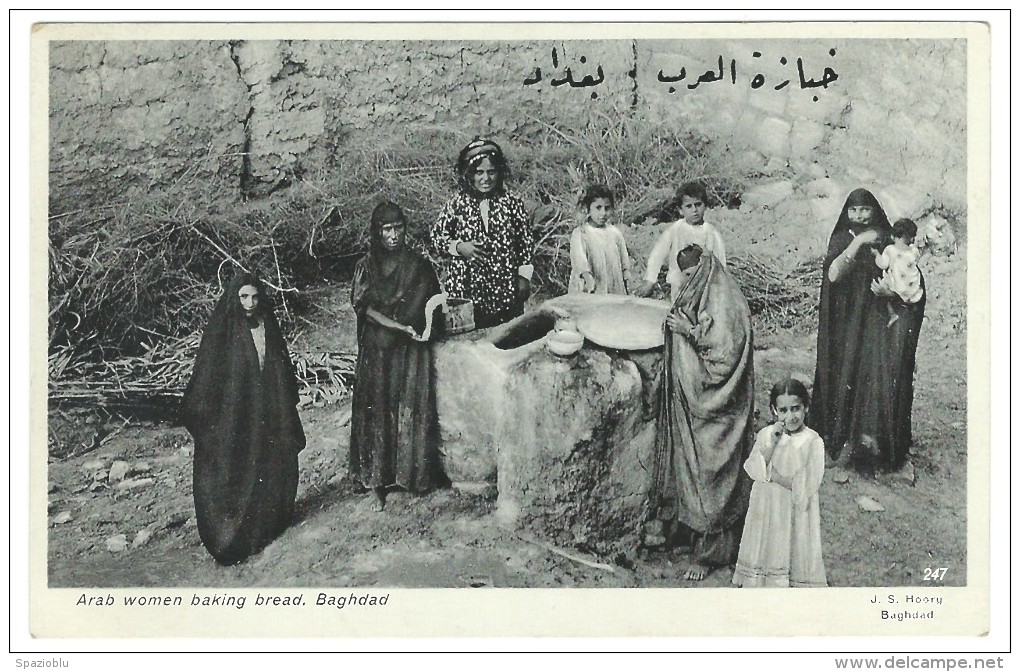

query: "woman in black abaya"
xmin=349 ymin=201 xmax=448 ymax=511
xmin=181 ymin=272 xmax=305 ymax=565
xmin=810 ymin=189 xmax=925 ymax=471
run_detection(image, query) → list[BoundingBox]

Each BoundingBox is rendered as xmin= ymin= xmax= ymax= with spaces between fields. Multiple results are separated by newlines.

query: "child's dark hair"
xmin=676 ymin=243 xmax=704 ymax=272
xmin=892 ymin=218 xmax=918 ymax=241
xmin=769 ymin=376 xmax=811 ymax=410
xmin=579 ymin=184 xmax=615 ymax=210
xmin=678 ymin=181 xmax=709 ymax=206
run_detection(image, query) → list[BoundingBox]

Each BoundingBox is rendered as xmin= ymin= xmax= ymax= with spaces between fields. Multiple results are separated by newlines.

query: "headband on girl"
xmin=462 ymin=139 xmax=502 ymax=164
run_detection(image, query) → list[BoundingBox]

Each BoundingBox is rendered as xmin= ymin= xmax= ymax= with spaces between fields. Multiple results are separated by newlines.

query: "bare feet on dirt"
xmin=372 ymin=487 xmax=387 ymax=512
xmin=684 ymin=562 xmax=710 ymax=581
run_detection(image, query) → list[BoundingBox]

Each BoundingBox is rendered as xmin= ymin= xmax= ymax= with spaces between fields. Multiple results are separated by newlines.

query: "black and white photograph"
xmin=21 ymin=16 xmax=1000 ymax=645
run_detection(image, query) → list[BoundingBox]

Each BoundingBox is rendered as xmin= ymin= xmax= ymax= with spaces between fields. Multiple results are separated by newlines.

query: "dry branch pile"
xmin=49 ymin=332 xmax=356 ymax=410
xmin=728 ymin=254 xmax=822 ymax=333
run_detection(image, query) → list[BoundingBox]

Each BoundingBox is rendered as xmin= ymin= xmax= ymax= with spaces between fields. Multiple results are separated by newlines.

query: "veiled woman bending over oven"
xmin=651 ymin=244 xmax=755 ymax=581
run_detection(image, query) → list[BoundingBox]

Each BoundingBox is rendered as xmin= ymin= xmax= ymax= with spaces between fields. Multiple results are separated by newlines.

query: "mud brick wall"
xmin=221 ymin=39 xmax=635 ymax=194
xmin=49 ymin=38 xmax=967 ymax=253
xmin=48 ymin=41 xmax=249 ymax=210
xmin=49 ymin=39 xmax=635 ymax=207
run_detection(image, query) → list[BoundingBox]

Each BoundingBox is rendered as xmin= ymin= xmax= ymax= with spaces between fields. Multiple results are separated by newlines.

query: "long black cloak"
xmin=181 ymin=272 xmax=305 ymax=565
xmin=349 ymin=246 xmax=446 ymax=492
xmin=809 ymin=189 xmax=925 ymax=469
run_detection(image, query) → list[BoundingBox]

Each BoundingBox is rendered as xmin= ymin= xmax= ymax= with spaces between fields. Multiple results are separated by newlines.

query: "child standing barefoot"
xmin=568 ymin=184 xmax=632 ymax=295
xmin=733 ymin=378 xmax=827 ymax=588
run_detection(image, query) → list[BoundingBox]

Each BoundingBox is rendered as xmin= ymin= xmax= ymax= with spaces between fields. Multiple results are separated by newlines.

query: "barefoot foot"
xmin=825 ymin=446 xmax=853 ymax=470
xmin=684 ymin=562 xmax=711 ymax=581
xmin=372 ymin=487 xmax=387 ymax=512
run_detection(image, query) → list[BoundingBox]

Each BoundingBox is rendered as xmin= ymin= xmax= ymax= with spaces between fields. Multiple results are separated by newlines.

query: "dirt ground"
xmin=46 ymin=251 xmax=968 ymax=590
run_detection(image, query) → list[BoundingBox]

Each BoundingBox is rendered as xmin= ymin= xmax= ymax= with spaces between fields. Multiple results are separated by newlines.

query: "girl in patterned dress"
xmin=430 ymin=138 xmax=535 ymax=329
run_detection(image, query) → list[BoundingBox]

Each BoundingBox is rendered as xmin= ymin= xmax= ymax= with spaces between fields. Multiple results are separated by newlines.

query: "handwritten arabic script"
xmin=524 ymin=47 xmax=840 ymax=103
xmin=524 ymin=48 xmax=607 ymax=99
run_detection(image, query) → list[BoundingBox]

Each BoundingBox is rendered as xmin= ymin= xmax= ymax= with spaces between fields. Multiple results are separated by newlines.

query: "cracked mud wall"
xmin=230 ymin=40 xmax=637 ymax=196
xmin=49 ymin=38 xmax=967 ymax=228
xmin=49 ymin=40 xmax=636 ymax=207
xmin=49 ymin=41 xmax=250 ymax=210
xmin=48 ymin=40 xmax=636 ymax=207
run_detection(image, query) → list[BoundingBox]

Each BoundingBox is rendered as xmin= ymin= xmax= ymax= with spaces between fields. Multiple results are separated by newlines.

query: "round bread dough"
xmin=544 ymin=294 xmax=670 ymax=350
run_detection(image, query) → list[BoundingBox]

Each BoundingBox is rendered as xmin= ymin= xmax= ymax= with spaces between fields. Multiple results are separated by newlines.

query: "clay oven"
xmin=434 ymin=294 xmax=669 ymax=557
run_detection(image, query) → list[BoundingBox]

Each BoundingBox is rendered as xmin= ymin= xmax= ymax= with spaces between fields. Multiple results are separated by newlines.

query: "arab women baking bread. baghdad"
xmin=430 ymin=138 xmax=535 ymax=329
xmin=181 ymin=271 xmax=305 ymax=565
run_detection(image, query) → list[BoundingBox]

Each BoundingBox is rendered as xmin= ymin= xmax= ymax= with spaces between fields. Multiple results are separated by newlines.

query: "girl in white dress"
xmin=733 ymin=377 xmax=827 ymax=588
xmin=568 ymin=184 xmax=631 ymax=295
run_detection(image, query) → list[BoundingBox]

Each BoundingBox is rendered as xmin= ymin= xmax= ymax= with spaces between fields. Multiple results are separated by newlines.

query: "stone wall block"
xmin=789 ymin=119 xmax=828 ymax=162
xmin=876 ymin=184 xmax=933 ymax=221
xmin=235 ymin=40 xmax=282 ymax=90
xmin=50 ymin=41 xmax=106 ymax=71
xmin=844 ymin=100 xmax=891 ymax=139
xmin=101 ymin=41 xmax=148 ymax=69
xmin=747 ymin=88 xmax=789 ymax=117
xmin=743 ymin=180 xmax=795 ymax=210
xmin=801 ymin=177 xmax=846 ymax=200
xmin=754 ymin=116 xmax=793 ymax=161
xmin=810 ymin=195 xmax=845 ymax=231
xmin=786 ymin=89 xmax=849 ymax=125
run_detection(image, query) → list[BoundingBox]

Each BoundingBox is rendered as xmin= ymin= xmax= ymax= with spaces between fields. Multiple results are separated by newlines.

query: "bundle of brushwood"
xmin=49 ymin=115 xmax=759 ymax=412
xmin=49 ymin=117 xmax=745 ymax=357
xmin=727 ymin=254 xmax=822 ymax=333
xmin=48 ymin=332 xmax=355 ymax=410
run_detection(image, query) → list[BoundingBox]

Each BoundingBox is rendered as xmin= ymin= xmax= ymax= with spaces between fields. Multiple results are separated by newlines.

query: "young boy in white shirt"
xmin=638 ymin=182 xmax=727 ymax=301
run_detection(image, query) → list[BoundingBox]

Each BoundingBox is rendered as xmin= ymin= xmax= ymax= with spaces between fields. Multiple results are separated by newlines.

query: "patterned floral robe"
xmin=430 ymin=191 xmax=534 ymax=328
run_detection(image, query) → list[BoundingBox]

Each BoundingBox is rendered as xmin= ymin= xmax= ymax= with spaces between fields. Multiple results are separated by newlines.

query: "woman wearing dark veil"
xmin=651 ymin=244 xmax=755 ymax=581
xmin=810 ymin=188 xmax=925 ymax=470
xmin=350 ymin=201 xmax=448 ymax=511
xmin=181 ymin=271 xmax=305 ymax=565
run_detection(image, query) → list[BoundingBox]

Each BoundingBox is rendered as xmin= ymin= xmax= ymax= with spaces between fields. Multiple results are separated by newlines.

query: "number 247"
xmin=924 ymin=567 xmax=948 ymax=581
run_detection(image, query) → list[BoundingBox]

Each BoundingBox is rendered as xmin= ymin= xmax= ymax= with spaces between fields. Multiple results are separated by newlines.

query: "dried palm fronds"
xmin=49 ymin=111 xmax=748 ymax=364
xmin=48 ymin=332 xmax=355 ymax=409
xmin=48 ymin=111 xmax=757 ymax=413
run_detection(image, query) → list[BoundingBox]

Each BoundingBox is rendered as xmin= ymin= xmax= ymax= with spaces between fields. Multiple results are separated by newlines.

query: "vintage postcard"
xmin=22 ymin=16 xmax=1000 ymax=647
